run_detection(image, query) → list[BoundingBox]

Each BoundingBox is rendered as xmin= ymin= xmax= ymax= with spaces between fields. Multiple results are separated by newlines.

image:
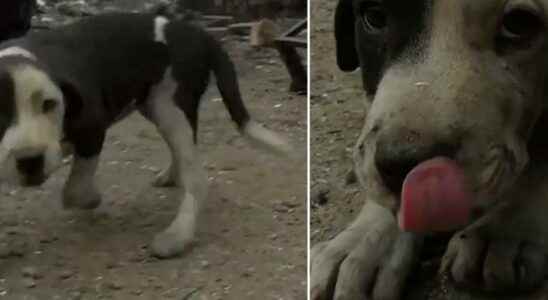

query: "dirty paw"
xmin=62 ymin=184 xmax=102 ymax=210
xmin=150 ymin=230 xmax=193 ymax=258
xmin=442 ymin=231 xmax=548 ymax=292
xmin=311 ymin=202 xmax=421 ymax=300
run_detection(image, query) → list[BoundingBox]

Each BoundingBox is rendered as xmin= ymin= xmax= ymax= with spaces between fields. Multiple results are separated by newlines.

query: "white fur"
xmin=243 ymin=120 xmax=293 ymax=156
xmin=0 ymin=47 xmax=37 ymax=61
xmin=0 ymin=65 xmax=64 ymax=176
xmin=154 ymin=16 xmax=170 ymax=44
xmin=142 ymin=67 xmax=208 ymax=257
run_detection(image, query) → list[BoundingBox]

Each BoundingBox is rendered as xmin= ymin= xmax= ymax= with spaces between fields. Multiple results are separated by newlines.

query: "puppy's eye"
xmin=360 ymin=1 xmax=387 ymax=33
xmin=42 ymin=99 xmax=58 ymax=113
xmin=500 ymin=8 xmax=544 ymax=42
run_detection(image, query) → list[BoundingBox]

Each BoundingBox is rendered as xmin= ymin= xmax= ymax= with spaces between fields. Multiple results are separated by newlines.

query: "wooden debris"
xmin=228 ymin=22 xmax=256 ymax=36
xmin=250 ymin=19 xmax=281 ymax=48
xmin=203 ymin=15 xmax=234 ymax=27
xmin=250 ymin=18 xmax=307 ymax=94
xmin=206 ymin=27 xmax=230 ymax=39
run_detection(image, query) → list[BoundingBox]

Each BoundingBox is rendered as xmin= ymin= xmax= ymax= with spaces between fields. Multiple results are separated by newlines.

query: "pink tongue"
xmin=399 ymin=157 xmax=472 ymax=233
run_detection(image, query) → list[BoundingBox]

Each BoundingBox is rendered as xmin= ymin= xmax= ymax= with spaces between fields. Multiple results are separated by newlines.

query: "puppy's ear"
xmin=56 ymin=79 xmax=83 ymax=119
xmin=335 ymin=0 xmax=359 ymax=71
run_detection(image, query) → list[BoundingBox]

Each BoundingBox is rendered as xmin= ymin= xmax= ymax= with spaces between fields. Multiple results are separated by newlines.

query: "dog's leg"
xmin=442 ymin=171 xmax=548 ymax=291
xmin=63 ymin=153 xmax=102 ymax=210
xmin=147 ymin=98 xmax=206 ymax=258
xmin=311 ymin=200 xmax=423 ymax=300
xmin=312 ymin=134 xmax=425 ymax=300
xmin=153 ymin=160 xmax=177 ymax=187
xmin=142 ymin=71 xmax=207 ymax=258
xmin=62 ymin=127 xmax=105 ymax=210
xmin=138 ymin=108 xmax=179 ymax=188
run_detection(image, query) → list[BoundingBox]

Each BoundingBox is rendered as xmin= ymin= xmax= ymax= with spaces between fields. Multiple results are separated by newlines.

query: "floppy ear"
xmin=335 ymin=0 xmax=359 ymax=71
xmin=56 ymin=79 xmax=83 ymax=121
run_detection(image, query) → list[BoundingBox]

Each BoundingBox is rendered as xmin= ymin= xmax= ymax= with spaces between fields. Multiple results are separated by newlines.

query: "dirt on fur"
xmin=0 ymin=10 xmax=307 ymax=300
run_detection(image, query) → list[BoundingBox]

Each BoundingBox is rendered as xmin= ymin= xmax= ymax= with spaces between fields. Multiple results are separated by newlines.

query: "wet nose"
xmin=16 ymin=154 xmax=45 ymax=186
xmin=375 ymin=135 xmax=457 ymax=194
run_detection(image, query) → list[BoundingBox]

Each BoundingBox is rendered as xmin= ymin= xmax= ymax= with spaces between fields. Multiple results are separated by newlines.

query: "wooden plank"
xmin=279 ymin=18 xmax=307 ymax=38
xmin=276 ymin=36 xmax=307 ymax=48
xmin=206 ymin=27 xmax=230 ymax=39
xmin=202 ymin=15 xmax=234 ymax=27
xmin=203 ymin=15 xmax=234 ymax=21
xmin=228 ymin=22 xmax=256 ymax=35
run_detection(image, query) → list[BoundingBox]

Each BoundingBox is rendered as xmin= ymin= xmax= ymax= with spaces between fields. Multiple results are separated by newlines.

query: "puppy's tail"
xmin=210 ymin=40 xmax=293 ymax=156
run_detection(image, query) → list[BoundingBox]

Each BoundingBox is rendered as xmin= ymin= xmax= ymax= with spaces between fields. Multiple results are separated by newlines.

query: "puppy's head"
xmin=337 ymin=0 xmax=548 ymax=216
xmin=0 ymin=58 xmax=65 ymax=186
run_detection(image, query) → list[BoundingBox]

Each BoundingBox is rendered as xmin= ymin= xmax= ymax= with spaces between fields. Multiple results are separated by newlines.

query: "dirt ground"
xmin=0 ymin=10 xmax=307 ymax=300
xmin=310 ymin=1 xmax=548 ymax=300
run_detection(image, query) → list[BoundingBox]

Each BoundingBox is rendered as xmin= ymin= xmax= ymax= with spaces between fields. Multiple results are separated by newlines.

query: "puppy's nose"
xmin=375 ymin=136 xmax=457 ymax=195
xmin=16 ymin=154 xmax=45 ymax=185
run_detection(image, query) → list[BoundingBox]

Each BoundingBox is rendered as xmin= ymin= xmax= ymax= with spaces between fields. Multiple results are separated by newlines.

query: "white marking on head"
xmin=0 ymin=65 xmax=65 ymax=181
xmin=0 ymin=47 xmax=37 ymax=61
xmin=154 ymin=16 xmax=170 ymax=44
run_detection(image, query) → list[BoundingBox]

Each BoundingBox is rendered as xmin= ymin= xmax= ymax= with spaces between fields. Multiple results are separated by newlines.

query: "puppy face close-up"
xmin=337 ymin=0 xmax=548 ymax=219
xmin=0 ymin=61 xmax=64 ymax=186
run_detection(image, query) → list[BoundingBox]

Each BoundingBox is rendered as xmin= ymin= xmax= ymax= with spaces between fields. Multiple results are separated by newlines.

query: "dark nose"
xmin=375 ymin=137 xmax=457 ymax=195
xmin=16 ymin=154 xmax=45 ymax=186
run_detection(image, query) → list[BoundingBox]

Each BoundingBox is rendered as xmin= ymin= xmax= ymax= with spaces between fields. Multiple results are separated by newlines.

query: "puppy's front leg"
xmin=63 ymin=154 xmax=102 ymax=210
xmin=311 ymin=201 xmax=423 ymax=300
xmin=442 ymin=175 xmax=548 ymax=292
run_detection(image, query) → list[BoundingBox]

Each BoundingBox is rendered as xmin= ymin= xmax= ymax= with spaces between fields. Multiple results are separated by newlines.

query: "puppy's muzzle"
xmin=15 ymin=153 xmax=46 ymax=186
xmin=375 ymin=131 xmax=459 ymax=195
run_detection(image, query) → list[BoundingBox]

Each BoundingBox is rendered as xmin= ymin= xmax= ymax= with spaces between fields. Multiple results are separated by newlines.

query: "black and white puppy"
xmin=0 ymin=13 xmax=291 ymax=258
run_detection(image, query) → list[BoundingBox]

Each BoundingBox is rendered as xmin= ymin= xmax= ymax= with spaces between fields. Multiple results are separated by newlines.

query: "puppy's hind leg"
xmin=139 ymin=108 xmax=179 ymax=188
xmin=153 ymin=161 xmax=178 ymax=187
xmin=143 ymin=70 xmax=207 ymax=258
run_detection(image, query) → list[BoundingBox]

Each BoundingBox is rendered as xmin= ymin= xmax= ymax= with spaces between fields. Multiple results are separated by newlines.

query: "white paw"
xmin=311 ymin=202 xmax=421 ymax=300
xmin=150 ymin=229 xmax=193 ymax=258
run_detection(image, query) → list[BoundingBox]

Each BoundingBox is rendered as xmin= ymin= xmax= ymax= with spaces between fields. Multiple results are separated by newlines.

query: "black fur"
xmin=335 ymin=0 xmax=359 ymax=72
xmin=335 ymin=0 xmax=430 ymax=95
xmin=0 ymin=0 xmax=34 ymax=42
xmin=0 ymin=13 xmax=251 ymax=157
xmin=0 ymin=70 xmax=15 ymax=137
